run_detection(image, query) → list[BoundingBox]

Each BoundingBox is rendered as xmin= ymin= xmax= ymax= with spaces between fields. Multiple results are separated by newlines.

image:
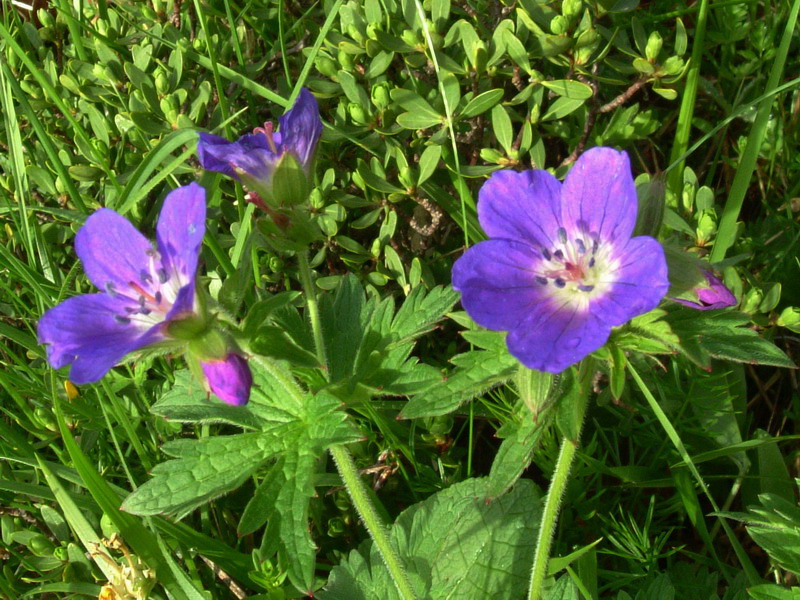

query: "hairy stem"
xmin=296 ymin=252 xmax=328 ymax=371
xmin=329 ymin=445 xmax=417 ymax=600
xmin=296 ymin=251 xmax=416 ymax=599
xmin=527 ymin=362 xmax=592 ymax=600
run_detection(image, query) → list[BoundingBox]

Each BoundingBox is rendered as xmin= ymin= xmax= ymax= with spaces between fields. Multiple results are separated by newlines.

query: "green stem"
xmin=527 ymin=363 xmax=592 ymax=600
xmin=295 ymin=251 xmax=415 ymax=599
xmin=296 ymin=252 xmax=328 ymax=370
xmin=329 ymin=445 xmax=417 ymax=600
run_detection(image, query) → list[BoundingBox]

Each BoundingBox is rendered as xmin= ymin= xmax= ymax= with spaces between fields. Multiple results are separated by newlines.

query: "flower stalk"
xmin=527 ymin=361 xmax=593 ymax=600
xmin=295 ymin=251 xmax=416 ymax=600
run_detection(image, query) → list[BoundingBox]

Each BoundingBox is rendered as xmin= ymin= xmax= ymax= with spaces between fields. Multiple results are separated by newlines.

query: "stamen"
xmin=541 ymin=248 xmax=551 ymax=261
xmin=554 ymin=278 xmax=566 ymax=288
xmin=114 ymin=315 xmax=131 ymax=324
xmin=535 ymin=276 xmax=548 ymax=285
xmin=254 ymin=121 xmax=279 ymax=154
xmin=157 ymin=268 xmax=169 ymax=284
xmin=554 ymin=249 xmax=564 ymax=260
xmin=557 ymin=227 xmax=567 ymax=244
xmin=138 ymin=295 xmax=147 ymax=307
xmin=104 ymin=281 xmax=117 ymax=297
xmin=575 ymin=239 xmax=586 ymax=254
xmin=589 ymin=258 xmax=596 ymax=268
xmin=154 ymin=291 xmax=163 ymax=304
xmin=146 ymin=248 xmax=158 ymax=257
xmin=578 ymin=284 xmax=595 ymax=292
xmin=129 ymin=282 xmax=158 ymax=305
xmin=140 ymin=269 xmax=153 ymax=284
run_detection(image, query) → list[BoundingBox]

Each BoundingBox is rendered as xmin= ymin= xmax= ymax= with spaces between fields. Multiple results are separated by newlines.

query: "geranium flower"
xmin=673 ymin=270 xmax=737 ymax=310
xmin=37 ymin=184 xmax=252 ymax=405
xmin=452 ymin=147 xmax=669 ymax=373
xmin=197 ymin=88 xmax=322 ymax=208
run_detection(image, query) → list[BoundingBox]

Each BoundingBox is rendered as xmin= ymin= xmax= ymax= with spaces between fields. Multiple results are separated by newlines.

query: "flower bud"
xmin=200 ymin=353 xmax=252 ymax=406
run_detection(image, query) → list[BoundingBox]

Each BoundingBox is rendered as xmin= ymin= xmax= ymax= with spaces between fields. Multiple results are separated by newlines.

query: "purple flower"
xmin=197 ymin=88 xmax=322 ymax=208
xmin=200 ymin=353 xmax=252 ymax=406
xmin=37 ymin=184 xmax=206 ymax=384
xmin=452 ymin=148 xmax=669 ymax=373
xmin=673 ymin=271 xmax=737 ymax=310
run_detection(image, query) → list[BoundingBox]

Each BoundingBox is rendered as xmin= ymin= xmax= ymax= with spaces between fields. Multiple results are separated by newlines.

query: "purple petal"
xmin=452 ymin=239 xmax=548 ymax=331
xmin=37 ymin=294 xmax=163 ymax=384
xmin=166 ymin=284 xmax=196 ymax=321
xmin=278 ymin=88 xmax=323 ymax=168
xmin=561 ymin=147 xmax=638 ymax=245
xmin=673 ymin=271 xmax=737 ymax=310
xmin=156 ymin=183 xmax=206 ymax=285
xmin=591 ymin=236 xmax=669 ymax=326
xmin=506 ymin=300 xmax=611 ymax=373
xmin=197 ymin=131 xmax=277 ymax=180
xmin=75 ymin=208 xmax=154 ymax=294
xmin=478 ymin=169 xmax=562 ymax=248
xmin=201 ymin=353 xmax=252 ymax=406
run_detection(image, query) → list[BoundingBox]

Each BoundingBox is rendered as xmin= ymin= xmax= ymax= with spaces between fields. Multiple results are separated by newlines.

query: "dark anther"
xmin=555 ymin=278 xmax=566 ymax=288
xmin=542 ymin=248 xmax=551 ymax=261
xmin=554 ymin=249 xmax=564 ymax=260
xmin=575 ymin=239 xmax=586 ymax=254
xmin=557 ymin=227 xmax=567 ymax=244
xmin=535 ymin=276 xmax=548 ymax=285
xmin=114 ymin=315 xmax=131 ymax=324
xmin=578 ymin=284 xmax=595 ymax=292
xmin=104 ymin=282 xmax=117 ymax=297
xmin=157 ymin=268 xmax=169 ymax=284
xmin=154 ymin=291 xmax=162 ymax=304
xmin=589 ymin=258 xmax=596 ymax=267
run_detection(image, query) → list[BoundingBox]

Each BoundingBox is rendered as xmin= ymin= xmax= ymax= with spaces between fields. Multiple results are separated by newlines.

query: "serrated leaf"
xmin=391 ymin=285 xmax=460 ymax=343
xmin=487 ymin=416 xmax=542 ymax=498
xmin=544 ymin=576 xmax=580 ymax=600
xmin=320 ymin=478 xmax=541 ymax=600
xmin=252 ymin=325 xmax=322 ymax=369
xmin=400 ymin=349 xmax=518 ymax=418
xmin=279 ymin=446 xmax=318 ymax=593
xmin=121 ymin=431 xmax=286 ymax=518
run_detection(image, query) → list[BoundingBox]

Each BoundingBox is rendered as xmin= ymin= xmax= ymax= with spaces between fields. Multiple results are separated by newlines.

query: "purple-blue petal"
xmin=37 ymin=294 xmax=163 ymax=384
xmin=452 ymin=239 xmax=548 ymax=331
xmin=478 ymin=169 xmax=562 ymax=248
xmin=166 ymin=284 xmax=196 ymax=322
xmin=75 ymin=208 xmax=154 ymax=294
xmin=561 ymin=147 xmax=638 ymax=245
xmin=156 ymin=183 xmax=206 ymax=284
xmin=592 ymin=236 xmax=669 ymax=326
xmin=201 ymin=353 xmax=252 ymax=406
xmin=197 ymin=132 xmax=278 ymax=181
xmin=278 ymin=88 xmax=323 ymax=168
xmin=506 ymin=300 xmax=611 ymax=373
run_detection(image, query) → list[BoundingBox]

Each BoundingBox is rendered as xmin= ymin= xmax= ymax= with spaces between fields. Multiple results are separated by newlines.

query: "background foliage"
xmin=1 ymin=0 xmax=800 ymax=598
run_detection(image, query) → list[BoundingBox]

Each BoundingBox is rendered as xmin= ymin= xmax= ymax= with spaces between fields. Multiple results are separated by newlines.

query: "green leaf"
xmin=491 ymin=103 xmax=513 ymax=153
xmin=397 ymin=111 xmax=443 ymax=129
xmin=539 ymin=80 xmax=593 ymax=99
xmin=542 ymin=96 xmax=586 ymax=121
xmin=400 ymin=348 xmax=518 ymax=419
xmin=460 ymin=88 xmax=504 ymax=118
xmin=747 ymin=584 xmax=800 ymax=600
xmin=252 ymin=325 xmax=323 ymax=369
xmin=417 ymin=144 xmax=442 ymax=185
xmin=120 ymin=432 xmax=282 ymax=518
xmin=391 ymin=285 xmax=460 ymax=343
xmin=320 ymin=478 xmax=541 ymax=600
xmin=544 ymin=576 xmax=580 ymax=600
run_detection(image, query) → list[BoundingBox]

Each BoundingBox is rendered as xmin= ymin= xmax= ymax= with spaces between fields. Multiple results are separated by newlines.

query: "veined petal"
xmin=278 ymin=88 xmax=323 ymax=168
xmin=197 ymin=132 xmax=277 ymax=180
xmin=156 ymin=183 xmax=206 ymax=284
xmin=37 ymin=294 xmax=163 ymax=384
xmin=478 ymin=169 xmax=562 ymax=248
xmin=201 ymin=353 xmax=252 ymax=406
xmin=591 ymin=235 xmax=669 ymax=326
xmin=165 ymin=284 xmax=196 ymax=322
xmin=452 ymin=239 xmax=549 ymax=331
xmin=75 ymin=208 xmax=154 ymax=294
xmin=507 ymin=299 xmax=611 ymax=373
xmin=561 ymin=147 xmax=638 ymax=244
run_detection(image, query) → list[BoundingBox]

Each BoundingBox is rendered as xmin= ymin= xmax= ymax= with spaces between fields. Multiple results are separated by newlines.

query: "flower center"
xmin=535 ymin=227 xmax=610 ymax=301
xmin=106 ymin=248 xmax=186 ymax=329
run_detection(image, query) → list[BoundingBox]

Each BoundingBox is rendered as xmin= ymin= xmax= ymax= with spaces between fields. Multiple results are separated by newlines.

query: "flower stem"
xmin=329 ymin=444 xmax=417 ymax=600
xmin=527 ymin=362 xmax=592 ymax=600
xmin=296 ymin=252 xmax=327 ymax=370
xmin=295 ymin=251 xmax=416 ymax=599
